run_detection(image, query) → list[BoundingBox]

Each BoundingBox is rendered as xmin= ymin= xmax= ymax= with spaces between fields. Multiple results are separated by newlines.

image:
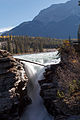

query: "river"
xmin=14 ymin=51 xmax=60 ymax=120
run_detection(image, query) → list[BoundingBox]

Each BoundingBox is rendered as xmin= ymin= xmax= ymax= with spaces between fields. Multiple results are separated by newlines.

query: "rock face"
xmin=0 ymin=50 xmax=31 ymax=120
xmin=39 ymin=46 xmax=80 ymax=120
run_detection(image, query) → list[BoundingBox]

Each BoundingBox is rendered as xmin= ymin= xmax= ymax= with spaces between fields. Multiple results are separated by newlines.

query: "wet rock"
xmin=0 ymin=50 xmax=31 ymax=120
xmin=39 ymin=46 xmax=80 ymax=120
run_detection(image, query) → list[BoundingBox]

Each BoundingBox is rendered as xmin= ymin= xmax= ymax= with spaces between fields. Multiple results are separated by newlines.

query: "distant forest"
xmin=0 ymin=35 xmax=64 ymax=54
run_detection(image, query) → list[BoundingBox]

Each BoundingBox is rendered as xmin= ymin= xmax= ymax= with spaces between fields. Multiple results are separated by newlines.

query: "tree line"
xmin=0 ymin=35 xmax=64 ymax=54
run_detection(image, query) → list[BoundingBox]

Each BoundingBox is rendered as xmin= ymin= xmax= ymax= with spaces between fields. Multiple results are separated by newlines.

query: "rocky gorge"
xmin=0 ymin=50 xmax=31 ymax=120
xmin=39 ymin=46 xmax=80 ymax=120
xmin=0 ymin=46 xmax=80 ymax=120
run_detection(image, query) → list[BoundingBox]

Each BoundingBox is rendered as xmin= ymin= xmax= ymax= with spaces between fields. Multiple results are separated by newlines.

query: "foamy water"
xmin=14 ymin=51 xmax=60 ymax=120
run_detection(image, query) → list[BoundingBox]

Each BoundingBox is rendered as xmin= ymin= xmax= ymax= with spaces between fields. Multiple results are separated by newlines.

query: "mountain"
xmin=4 ymin=21 xmax=46 ymax=37
xmin=34 ymin=0 xmax=80 ymax=24
xmin=0 ymin=31 xmax=8 ymax=36
xmin=0 ymin=32 xmax=2 ymax=35
xmin=4 ymin=0 xmax=80 ymax=38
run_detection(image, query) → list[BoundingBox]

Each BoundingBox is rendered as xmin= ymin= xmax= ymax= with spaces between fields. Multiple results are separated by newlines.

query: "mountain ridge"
xmin=4 ymin=0 xmax=80 ymax=38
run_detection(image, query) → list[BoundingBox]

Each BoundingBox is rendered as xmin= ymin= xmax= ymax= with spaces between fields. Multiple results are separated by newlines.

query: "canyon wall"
xmin=0 ymin=50 xmax=31 ymax=120
xmin=39 ymin=46 xmax=80 ymax=120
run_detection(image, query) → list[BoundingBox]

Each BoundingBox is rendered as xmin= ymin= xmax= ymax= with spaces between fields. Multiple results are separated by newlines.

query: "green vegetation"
xmin=57 ymin=90 xmax=64 ymax=98
xmin=0 ymin=35 xmax=79 ymax=55
xmin=0 ymin=35 xmax=63 ymax=54
xmin=69 ymin=80 xmax=79 ymax=95
xmin=69 ymin=83 xmax=75 ymax=93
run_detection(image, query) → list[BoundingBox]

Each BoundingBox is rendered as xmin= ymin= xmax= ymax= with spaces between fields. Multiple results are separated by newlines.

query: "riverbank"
xmin=39 ymin=46 xmax=80 ymax=120
xmin=13 ymin=48 xmax=58 ymax=56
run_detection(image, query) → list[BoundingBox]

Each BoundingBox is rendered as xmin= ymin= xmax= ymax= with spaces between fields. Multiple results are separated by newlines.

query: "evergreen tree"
xmin=39 ymin=41 xmax=43 ymax=52
xmin=7 ymin=36 xmax=13 ymax=53
xmin=78 ymin=25 xmax=80 ymax=43
xmin=69 ymin=34 xmax=72 ymax=45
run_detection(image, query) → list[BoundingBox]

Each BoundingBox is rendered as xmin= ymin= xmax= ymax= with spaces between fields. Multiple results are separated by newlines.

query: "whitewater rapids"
xmin=14 ymin=51 xmax=60 ymax=120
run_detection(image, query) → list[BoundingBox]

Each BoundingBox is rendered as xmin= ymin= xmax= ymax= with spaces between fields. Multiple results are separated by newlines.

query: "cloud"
xmin=0 ymin=27 xmax=14 ymax=33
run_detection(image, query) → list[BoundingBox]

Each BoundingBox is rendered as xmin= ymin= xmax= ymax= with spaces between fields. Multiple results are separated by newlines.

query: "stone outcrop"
xmin=0 ymin=50 xmax=31 ymax=120
xmin=39 ymin=46 xmax=80 ymax=120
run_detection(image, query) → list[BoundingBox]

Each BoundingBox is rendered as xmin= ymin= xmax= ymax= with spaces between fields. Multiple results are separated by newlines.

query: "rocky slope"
xmin=0 ymin=50 xmax=31 ymax=120
xmin=39 ymin=46 xmax=80 ymax=120
xmin=34 ymin=0 xmax=80 ymax=24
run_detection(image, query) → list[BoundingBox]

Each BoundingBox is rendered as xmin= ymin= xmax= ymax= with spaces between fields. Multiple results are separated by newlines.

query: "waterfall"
xmin=21 ymin=62 xmax=53 ymax=120
xmin=14 ymin=51 xmax=60 ymax=120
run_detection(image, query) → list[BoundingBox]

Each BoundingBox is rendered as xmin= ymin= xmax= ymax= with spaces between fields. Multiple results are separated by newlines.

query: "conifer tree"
xmin=7 ymin=36 xmax=13 ymax=53
xmin=78 ymin=25 xmax=80 ymax=43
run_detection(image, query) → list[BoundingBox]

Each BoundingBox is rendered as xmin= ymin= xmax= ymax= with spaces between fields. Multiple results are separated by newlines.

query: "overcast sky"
xmin=0 ymin=0 xmax=69 ymax=32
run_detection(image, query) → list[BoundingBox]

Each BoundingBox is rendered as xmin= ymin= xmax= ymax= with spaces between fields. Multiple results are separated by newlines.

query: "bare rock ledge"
xmin=0 ymin=50 xmax=31 ymax=120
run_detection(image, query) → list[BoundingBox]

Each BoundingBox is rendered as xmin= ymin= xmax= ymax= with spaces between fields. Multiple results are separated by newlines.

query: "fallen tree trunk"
xmin=15 ymin=58 xmax=47 ymax=67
